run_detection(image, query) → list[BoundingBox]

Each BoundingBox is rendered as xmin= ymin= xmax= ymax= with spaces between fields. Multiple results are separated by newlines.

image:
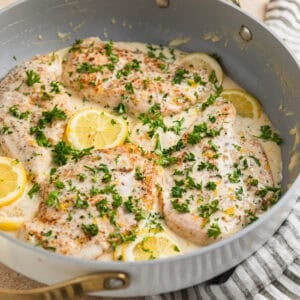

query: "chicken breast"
xmin=21 ymin=144 xmax=163 ymax=259
xmin=161 ymin=99 xmax=278 ymax=245
xmin=62 ymin=37 xmax=218 ymax=116
xmin=0 ymin=53 xmax=74 ymax=182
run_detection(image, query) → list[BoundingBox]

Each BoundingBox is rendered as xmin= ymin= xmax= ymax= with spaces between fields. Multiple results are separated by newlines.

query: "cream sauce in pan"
xmin=0 ymin=39 xmax=282 ymax=260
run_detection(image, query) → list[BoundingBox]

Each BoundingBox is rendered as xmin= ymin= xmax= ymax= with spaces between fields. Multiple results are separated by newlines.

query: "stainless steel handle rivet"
xmin=155 ymin=0 xmax=169 ymax=8
xmin=104 ymin=277 xmax=126 ymax=289
xmin=239 ymin=25 xmax=252 ymax=42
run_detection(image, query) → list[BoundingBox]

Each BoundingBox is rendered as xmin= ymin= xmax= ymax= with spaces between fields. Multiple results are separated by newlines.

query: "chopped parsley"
xmin=171 ymin=199 xmax=190 ymax=213
xmin=228 ymin=164 xmax=242 ymax=183
xmin=50 ymin=81 xmax=62 ymax=94
xmin=81 ymin=223 xmax=99 ymax=237
xmin=25 ymin=70 xmax=40 ymax=86
xmin=171 ymin=185 xmax=187 ymax=198
xmin=205 ymin=181 xmax=217 ymax=191
xmin=52 ymin=141 xmax=93 ymax=166
xmin=183 ymin=152 xmax=196 ymax=162
xmin=96 ymin=199 xmax=109 ymax=217
xmin=38 ymin=106 xmax=67 ymax=128
xmin=0 ymin=126 xmax=13 ymax=135
xmin=138 ymin=104 xmax=167 ymax=137
xmin=125 ymin=82 xmax=134 ymax=94
xmin=172 ymin=68 xmax=189 ymax=84
xmin=45 ymin=191 xmax=60 ymax=207
xmin=235 ymin=186 xmax=243 ymax=200
xmin=198 ymin=200 xmax=219 ymax=218
xmin=69 ymin=39 xmax=83 ymax=53
xmin=74 ymin=195 xmax=89 ymax=209
xmin=9 ymin=105 xmax=31 ymax=120
xmin=114 ymin=103 xmax=127 ymax=115
xmin=169 ymin=118 xmax=185 ymax=135
xmin=198 ymin=161 xmax=218 ymax=172
xmin=258 ymin=125 xmax=282 ymax=145
xmin=135 ymin=167 xmax=145 ymax=181
xmin=249 ymin=155 xmax=261 ymax=166
xmin=29 ymin=127 xmax=51 ymax=147
xmin=187 ymin=122 xmax=221 ymax=145
xmin=207 ymin=223 xmax=221 ymax=239
xmin=124 ymin=197 xmax=146 ymax=221
xmin=247 ymin=211 xmax=258 ymax=224
xmin=28 ymin=183 xmax=40 ymax=198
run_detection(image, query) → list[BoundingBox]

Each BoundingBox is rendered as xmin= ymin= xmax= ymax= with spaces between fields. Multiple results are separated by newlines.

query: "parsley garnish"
xmin=124 ymin=197 xmax=146 ymax=221
xmin=81 ymin=223 xmax=99 ymax=237
xmin=114 ymin=103 xmax=127 ymax=115
xmin=205 ymin=181 xmax=217 ymax=191
xmin=183 ymin=152 xmax=196 ymax=162
xmin=28 ymin=183 xmax=40 ymax=198
xmin=0 ymin=126 xmax=13 ymax=135
xmin=45 ymin=191 xmax=60 ymax=207
xmin=74 ymin=195 xmax=89 ymax=209
xmin=198 ymin=200 xmax=219 ymax=218
xmin=172 ymin=68 xmax=189 ymax=84
xmin=125 ymin=82 xmax=134 ymax=94
xmin=171 ymin=185 xmax=187 ymax=198
xmin=198 ymin=161 xmax=218 ymax=172
xmin=25 ymin=70 xmax=40 ymax=86
xmin=52 ymin=141 xmax=93 ymax=166
xmin=207 ymin=223 xmax=221 ymax=238
xmin=50 ymin=81 xmax=61 ymax=94
xmin=228 ymin=164 xmax=242 ymax=183
xmin=9 ymin=105 xmax=30 ymax=120
xmin=258 ymin=125 xmax=282 ymax=145
xmin=96 ymin=199 xmax=109 ymax=217
xmin=69 ymin=39 xmax=83 ymax=53
xmin=187 ymin=123 xmax=221 ymax=145
xmin=138 ymin=104 xmax=167 ymax=137
xmin=171 ymin=199 xmax=190 ymax=213
xmin=38 ymin=106 xmax=67 ymax=128
xmin=135 ymin=167 xmax=145 ymax=181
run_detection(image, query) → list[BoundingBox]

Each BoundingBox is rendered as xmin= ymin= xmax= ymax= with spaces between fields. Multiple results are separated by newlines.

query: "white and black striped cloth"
xmin=147 ymin=1 xmax=300 ymax=299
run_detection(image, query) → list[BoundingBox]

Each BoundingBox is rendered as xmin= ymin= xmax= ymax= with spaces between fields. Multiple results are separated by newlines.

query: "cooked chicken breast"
xmin=162 ymin=99 xmax=277 ymax=245
xmin=0 ymin=53 xmax=74 ymax=182
xmin=21 ymin=145 xmax=163 ymax=259
xmin=62 ymin=37 xmax=217 ymax=116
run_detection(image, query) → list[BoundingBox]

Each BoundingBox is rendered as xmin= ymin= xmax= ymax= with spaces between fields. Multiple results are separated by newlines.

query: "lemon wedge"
xmin=178 ymin=52 xmax=223 ymax=84
xmin=221 ymin=89 xmax=262 ymax=119
xmin=65 ymin=108 xmax=128 ymax=150
xmin=0 ymin=157 xmax=27 ymax=208
xmin=119 ymin=233 xmax=182 ymax=261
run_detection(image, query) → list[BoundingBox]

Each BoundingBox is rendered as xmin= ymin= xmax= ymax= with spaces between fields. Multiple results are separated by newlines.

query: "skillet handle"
xmin=0 ymin=271 xmax=130 ymax=300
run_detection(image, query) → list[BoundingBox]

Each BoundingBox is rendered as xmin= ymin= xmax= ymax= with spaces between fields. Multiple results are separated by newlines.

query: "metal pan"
xmin=0 ymin=0 xmax=299 ymax=298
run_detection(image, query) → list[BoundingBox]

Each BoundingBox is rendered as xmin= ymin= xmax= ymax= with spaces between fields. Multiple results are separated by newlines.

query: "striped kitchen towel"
xmin=147 ymin=1 xmax=300 ymax=299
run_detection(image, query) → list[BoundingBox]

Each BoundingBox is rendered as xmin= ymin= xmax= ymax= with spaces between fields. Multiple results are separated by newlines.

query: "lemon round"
xmin=0 ymin=157 xmax=27 ymax=207
xmin=0 ymin=217 xmax=25 ymax=231
xmin=178 ymin=52 xmax=223 ymax=84
xmin=121 ymin=233 xmax=182 ymax=261
xmin=66 ymin=108 xmax=128 ymax=150
xmin=0 ymin=184 xmax=40 ymax=231
xmin=221 ymin=89 xmax=262 ymax=119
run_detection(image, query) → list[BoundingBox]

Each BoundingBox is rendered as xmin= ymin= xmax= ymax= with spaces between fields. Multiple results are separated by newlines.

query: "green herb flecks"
xmin=258 ymin=125 xmax=282 ymax=145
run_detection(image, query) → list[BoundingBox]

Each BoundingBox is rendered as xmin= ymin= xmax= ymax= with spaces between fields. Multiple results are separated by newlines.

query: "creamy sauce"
xmin=0 ymin=40 xmax=282 ymax=260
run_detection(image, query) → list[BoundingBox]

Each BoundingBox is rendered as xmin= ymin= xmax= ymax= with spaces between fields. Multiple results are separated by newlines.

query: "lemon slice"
xmin=0 ymin=217 xmax=26 ymax=231
xmin=221 ymin=89 xmax=262 ymax=119
xmin=0 ymin=184 xmax=40 ymax=231
xmin=0 ymin=157 xmax=27 ymax=207
xmin=120 ymin=233 xmax=182 ymax=261
xmin=178 ymin=52 xmax=223 ymax=84
xmin=66 ymin=108 xmax=128 ymax=150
